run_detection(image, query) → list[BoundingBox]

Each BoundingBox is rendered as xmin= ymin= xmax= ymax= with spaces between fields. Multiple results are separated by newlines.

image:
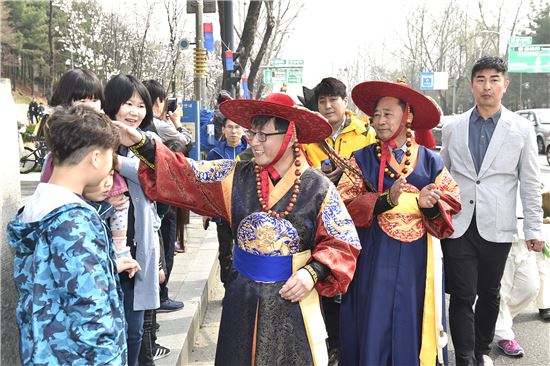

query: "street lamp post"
xmin=519 ymin=73 xmax=530 ymax=109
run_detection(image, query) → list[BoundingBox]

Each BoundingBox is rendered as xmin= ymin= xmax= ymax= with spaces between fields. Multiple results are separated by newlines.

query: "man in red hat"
xmin=113 ymin=93 xmax=361 ymax=365
xmin=337 ymin=81 xmax=461 ymax=366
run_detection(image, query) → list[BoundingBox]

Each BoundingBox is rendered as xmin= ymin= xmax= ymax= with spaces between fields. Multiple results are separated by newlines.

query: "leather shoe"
xmin=476 ymin=355 xmax=494 ymax=366
xmin=158 ymin=298 xmax=184 ymax=313
xmin=539 ymin=308 xmax=550 ymax=321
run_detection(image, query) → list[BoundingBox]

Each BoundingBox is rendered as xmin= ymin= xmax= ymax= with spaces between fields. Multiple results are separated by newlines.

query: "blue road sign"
xmin=420 ymin=72 xmax=434 ymax=90
xmin=182 ymin=100 xmax=201 ymax=160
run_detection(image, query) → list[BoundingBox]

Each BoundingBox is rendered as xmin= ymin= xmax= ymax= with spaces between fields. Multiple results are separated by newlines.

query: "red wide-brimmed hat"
xmin=219 ymin=93 xmax=332 ymax=144
xmin=352 ymin=81 xmax=440 ymax=130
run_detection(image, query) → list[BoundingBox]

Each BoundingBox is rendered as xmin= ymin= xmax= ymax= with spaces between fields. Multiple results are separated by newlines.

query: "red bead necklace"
xmin=255 ymin=142 xmax=302 ymax=219
xmin=376 ymin=124 xmax=413 ymax=179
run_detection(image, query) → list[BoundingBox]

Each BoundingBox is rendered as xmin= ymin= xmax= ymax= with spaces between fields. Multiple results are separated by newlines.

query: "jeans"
xmin=138 ymin=310 xmax=156 ymax=366
xmin=122 ymin=278 xmax=145 ymax=366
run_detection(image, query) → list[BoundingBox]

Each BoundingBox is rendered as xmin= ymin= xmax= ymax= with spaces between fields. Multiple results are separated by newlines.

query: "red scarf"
xmin=259 ymin=121 xmax=295 ymax=206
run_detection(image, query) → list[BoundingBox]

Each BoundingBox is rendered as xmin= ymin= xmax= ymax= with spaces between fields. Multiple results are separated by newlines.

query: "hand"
xmin=108 ymin=194 xmax=129 ymax=211
xmin=279 ymin=268 xmax=314 ymax=303
xmin=111 ymin=120 xmax=142 ymax=146
xmin=202 ymin=216 xmax=211 ymax=230
xmin=116 ymin=257 xmax=141 ymax=278
xmin=159 ymin=268 xmax=166 ymax=284
xmin=167 ymin=106 xmax=183 ymax=126
xmin=418 ymin=183 xmax=441 ymax=208
xmin=325 ymin=166 xmax=343 ymax=184
xmin=113 ymin=154 xmax=122 ymax=171
xmin=389 ymin=176 xmax=407 ymax=206
xmin=526 ymin=239 xmax=544 ymax=252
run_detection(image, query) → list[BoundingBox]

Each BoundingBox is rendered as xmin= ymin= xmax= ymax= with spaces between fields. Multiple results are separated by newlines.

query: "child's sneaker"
xmin=496 ymin=339 xmax=524 ymax=357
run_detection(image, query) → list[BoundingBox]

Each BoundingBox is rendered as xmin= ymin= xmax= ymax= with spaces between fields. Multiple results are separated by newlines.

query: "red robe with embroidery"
xmin=137 ymin=142 xmax=361 ymax=365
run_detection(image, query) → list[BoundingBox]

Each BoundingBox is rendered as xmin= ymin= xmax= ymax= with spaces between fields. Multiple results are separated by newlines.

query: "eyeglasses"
xmin=245 ymin=130 xmax=286 ymax=142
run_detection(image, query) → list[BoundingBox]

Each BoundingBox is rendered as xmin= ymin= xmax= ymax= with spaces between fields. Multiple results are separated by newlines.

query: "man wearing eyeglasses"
xmin=113 ymin=92 xmax=361 ymax=365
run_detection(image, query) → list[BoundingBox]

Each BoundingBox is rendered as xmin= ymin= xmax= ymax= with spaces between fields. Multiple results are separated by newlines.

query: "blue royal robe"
xmin=339 ymin=143 xmax=461 ymax=366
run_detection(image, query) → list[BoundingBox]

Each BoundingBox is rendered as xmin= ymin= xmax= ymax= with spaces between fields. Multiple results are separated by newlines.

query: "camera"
xmin=167 ymin=97 xmax=178 ymax=113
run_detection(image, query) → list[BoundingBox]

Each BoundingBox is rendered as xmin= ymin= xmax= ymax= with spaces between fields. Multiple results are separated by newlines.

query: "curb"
xmin=156 ymin=216 xmax=219 ymax=366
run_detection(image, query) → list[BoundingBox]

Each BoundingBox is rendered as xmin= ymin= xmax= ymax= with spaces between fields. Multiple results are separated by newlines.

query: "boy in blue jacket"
xmin=8 ymin=106 xmax=136 ymax=365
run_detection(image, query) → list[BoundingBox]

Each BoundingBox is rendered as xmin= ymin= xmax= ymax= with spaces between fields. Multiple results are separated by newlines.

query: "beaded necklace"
xmin=375 ymin=122 xmax=413 ymax=179
xmin=254 ymin=142 xmax=302 ymax=219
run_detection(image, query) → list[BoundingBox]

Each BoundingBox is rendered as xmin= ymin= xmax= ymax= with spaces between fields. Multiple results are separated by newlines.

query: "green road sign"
xmin=287 ymin=68 xmax=303 ymax=83
xmin=509 ymin=36 xmax=532 ymax=46
xmin=263 ymin=69 xmax=272 ymax=84
xmin=263 ymin=67 xmax=303 ymax=84
xmin=271 ymin=59 xmax=286 ymax=66
xmin=286 ymin=60 xmax=304 ymax=66
xmin=508 ymin=44 xmax=550 ymax=73
xmin=263 ymin=68 xmax=287 ymax=83
xmin=269 ymin=59 xmax=304 ymax=66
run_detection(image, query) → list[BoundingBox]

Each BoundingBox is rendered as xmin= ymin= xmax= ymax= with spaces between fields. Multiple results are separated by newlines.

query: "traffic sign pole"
xmin=193 ymin=0 xmax=207 ymax=105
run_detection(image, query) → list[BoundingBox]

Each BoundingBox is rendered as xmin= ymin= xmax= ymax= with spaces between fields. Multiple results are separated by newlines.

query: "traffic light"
xmin=230 ymin=72 xmax=241 ymax=88
xmin=229 ymin=51 xmax=242 ymax=88
xmin=225 ymin=50 xmax=242 ymax=73
xmin=232 ymin=52 xmax=242 ymax=74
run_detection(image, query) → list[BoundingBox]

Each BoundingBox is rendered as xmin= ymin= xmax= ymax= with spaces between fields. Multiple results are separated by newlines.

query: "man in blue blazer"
xmin=440 ymin=56 xmax=544 ymax=366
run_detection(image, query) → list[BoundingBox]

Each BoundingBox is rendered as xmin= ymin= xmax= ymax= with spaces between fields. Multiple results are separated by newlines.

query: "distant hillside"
xmin=11 ymin=84 xmax=48 ymax=106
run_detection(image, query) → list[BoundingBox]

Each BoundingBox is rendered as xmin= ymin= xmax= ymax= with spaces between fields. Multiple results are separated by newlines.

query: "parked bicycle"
xmin=20 ymin=138 xmax=48 ymax=174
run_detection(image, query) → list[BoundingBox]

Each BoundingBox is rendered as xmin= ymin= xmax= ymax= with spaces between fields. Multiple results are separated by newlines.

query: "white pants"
xmin=494 ymin=239 xmax=540 ymax=341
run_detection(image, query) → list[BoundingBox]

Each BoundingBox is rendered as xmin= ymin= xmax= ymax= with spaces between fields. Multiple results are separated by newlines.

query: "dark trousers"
xmin=160 ymin=209 xmax=176 ymax=302
xmin=138 ymin=310 xmax=156 ymax=366
xmin=216 ymin=220 xmax=234 ymax=284
xmin=442 ymin=219 xmax=511 ymax=366
xmin=321 ymin=296 xmax=341 ymax=350
xmin=121 ymin=278 xmax=145 ymax=366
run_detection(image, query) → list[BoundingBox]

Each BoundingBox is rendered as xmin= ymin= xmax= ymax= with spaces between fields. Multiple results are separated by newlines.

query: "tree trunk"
xmin=248 ymin=1 xmax=274 ymax=95
xmin=235 ymin=1 xmax=262 ymax=72
xmin=48 ymin=0 xmax=54 ymax=95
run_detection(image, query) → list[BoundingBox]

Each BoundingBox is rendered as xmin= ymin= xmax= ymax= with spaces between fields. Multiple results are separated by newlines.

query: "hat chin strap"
xmin=377 ymin=104 xmax=409 ymax=192
xmin=258 ymin=121 xmax=295 ymax=206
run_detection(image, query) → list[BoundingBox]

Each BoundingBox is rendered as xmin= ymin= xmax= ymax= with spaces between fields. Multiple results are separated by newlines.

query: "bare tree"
xmin=252 ymin=0 xmax=304 ymax=98
xmin=129 ymin=1 xmax=155 ymax=79
xmin=164 ymin=0 xmax=186 ymax=94
xmin=235 ymin=1 xmax=262 ymax=74
xmin=478 ymin=0 xmax=525 ymax=59
xmin=394 ymin=1 xmax=479 ymax=114
xmin=248 ymin=0 xmax=274 ymax=95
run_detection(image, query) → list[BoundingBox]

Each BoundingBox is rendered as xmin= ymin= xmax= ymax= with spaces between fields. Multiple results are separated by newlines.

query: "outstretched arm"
xmin=113 ymin=121 xmax=234 ymax=220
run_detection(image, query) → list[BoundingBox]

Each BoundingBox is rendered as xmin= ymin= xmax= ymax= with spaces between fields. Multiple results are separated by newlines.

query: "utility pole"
xmin=193 ymin=0 xmax=207 ymax=104
xmin=221 ymin=0 xmax=235 ymax=94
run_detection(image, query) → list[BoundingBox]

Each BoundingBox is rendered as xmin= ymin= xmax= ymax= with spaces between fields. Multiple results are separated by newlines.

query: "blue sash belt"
xmin=233 ymin=245 xmax=293 ymax=282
